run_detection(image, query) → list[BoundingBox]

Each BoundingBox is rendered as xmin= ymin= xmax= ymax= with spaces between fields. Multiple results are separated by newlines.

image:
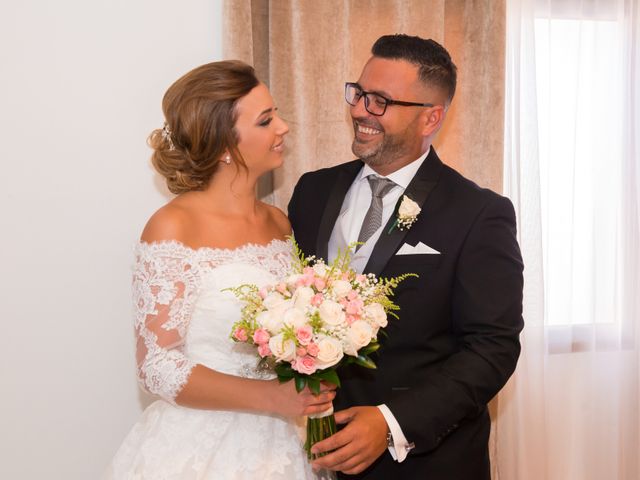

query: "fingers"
xmin=319 ymin=381 xmax=338 ymax=392
xmin=312 ymin=435 xmax=360 ymax=472
xmin=333 ymin=408 xmax=355 ymax=424
xmin=311 ymin=407 xmax=388 ymax=475
xmin=311 ymin=429 xmax=350 ymax=457
xmin=302 ymin=390 xmax=335 ymax=405
xmin=303 ymin=402 xmax=335 ymax=416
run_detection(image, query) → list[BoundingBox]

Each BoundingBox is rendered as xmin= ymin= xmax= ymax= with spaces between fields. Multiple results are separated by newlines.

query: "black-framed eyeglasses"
xmin=345 ymin=82 xmax=434 ymax=116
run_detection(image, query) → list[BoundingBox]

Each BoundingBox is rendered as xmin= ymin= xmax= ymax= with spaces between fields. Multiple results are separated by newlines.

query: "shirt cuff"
xmin=377 ymin=404 xmax=413 ymax=462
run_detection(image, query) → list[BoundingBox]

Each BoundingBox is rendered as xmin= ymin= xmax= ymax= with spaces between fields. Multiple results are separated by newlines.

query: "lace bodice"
xmin=132 ymin=238 xmax=292 ymax=403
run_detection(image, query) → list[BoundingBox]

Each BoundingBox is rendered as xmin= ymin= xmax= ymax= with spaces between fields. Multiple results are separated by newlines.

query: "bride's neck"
xmin=194 ymin=169 xmax=260 ymax=216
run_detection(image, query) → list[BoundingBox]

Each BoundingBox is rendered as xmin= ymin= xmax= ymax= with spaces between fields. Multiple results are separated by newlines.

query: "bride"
xmin=106 ymin=60 xmax=335 ymax=479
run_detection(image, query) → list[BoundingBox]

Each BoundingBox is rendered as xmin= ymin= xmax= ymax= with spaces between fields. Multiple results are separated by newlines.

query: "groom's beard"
xmin=351 ymin=119 xmax=420 ymax=168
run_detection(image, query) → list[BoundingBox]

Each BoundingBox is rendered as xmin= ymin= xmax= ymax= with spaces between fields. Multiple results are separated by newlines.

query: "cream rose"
xmin=364 ymin=302 xmax=387 ymax=328
xmin=268 ymin=334 xmax=297 ymax=362
xmin=318 ymin=300 xmax=346 ymax=327
xmin=283 ymin=307 xmax=307 ymax=329
xmin=314 ymin=335 xmax=344 ymax=369
xmin=292 ymin=286 xmax=315 ymax=309
xmin=285 ymin=273 xmax=302 ymax=287
xmin=263 ymin=292 xmax=286 ymax=310
xmin=330 ymin=280 xmax=352 ymax=298
xmin=398 ymin=195 xmax=421 ymax=218
xmin=343 ymin=320 xmax=374 ymax=356
xmin=256 ymin=310 xmax=283 ymax=334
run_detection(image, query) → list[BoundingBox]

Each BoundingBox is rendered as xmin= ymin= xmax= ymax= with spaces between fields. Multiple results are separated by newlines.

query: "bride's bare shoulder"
xmin=262 ymin=203 xmax=291 ymax=237
xmin=140 ymin=202 xmax=191 ymax=243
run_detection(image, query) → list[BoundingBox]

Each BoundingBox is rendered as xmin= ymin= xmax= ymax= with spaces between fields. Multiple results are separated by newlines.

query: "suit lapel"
xmin=364 ymin=148 xmax=444 ymax=276
xmin=316 ymin=160 xmax=363 ymax=260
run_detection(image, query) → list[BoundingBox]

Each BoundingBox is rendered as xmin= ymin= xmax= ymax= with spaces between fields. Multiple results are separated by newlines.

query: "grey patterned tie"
xmin=356 ymin=175 xmax=396 ymax=249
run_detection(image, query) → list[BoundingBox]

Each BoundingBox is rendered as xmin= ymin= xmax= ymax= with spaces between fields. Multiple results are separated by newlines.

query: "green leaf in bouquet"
xmin=354 ymin=354 xmax=377 ymax=369
xmin=294 ymin=375 xmax=308 ymax=393
xmin=315 ymin=369 xmax=341 ymax=388
xmin=359 ymin=342 xmax=381 ymax=355
xmin=275 ymin=363 xmax=295 ymax=381
xmin=307 ymin=377 xmax=321 ymax=395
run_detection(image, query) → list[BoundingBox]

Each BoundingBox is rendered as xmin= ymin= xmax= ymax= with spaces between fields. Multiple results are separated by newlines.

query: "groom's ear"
xmin=420 ymin=105 xmax=446 ymax=138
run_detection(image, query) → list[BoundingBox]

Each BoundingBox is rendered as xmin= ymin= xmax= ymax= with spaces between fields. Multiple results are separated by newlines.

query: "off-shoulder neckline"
xmin=135 ymin=237 xmax=291 ymax=255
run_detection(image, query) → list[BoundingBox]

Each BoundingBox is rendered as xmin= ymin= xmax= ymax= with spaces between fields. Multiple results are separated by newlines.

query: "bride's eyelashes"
xmin=258 ymin=117 xmax=273 ymax=127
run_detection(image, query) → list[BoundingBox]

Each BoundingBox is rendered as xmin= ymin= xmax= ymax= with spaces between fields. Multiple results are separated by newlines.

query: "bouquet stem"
xmin=305 ymin=412 xmax=337 ymax=460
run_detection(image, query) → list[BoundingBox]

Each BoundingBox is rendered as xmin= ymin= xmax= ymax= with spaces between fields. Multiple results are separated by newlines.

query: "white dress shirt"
xmin=327 ymin=148 xmax=429 ymax=462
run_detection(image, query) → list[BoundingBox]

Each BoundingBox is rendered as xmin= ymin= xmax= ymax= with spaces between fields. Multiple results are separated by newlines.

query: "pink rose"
xmin=311 ymin=293 xmax=324 ymax=306
xmin=296 ymin=346 xmax=307 ymax=357
xmin=295 ymin=325 xmax=313 ymax=345
xmin=293 ymin=355 xmax=317 ymax=375
xmin=314 ymin=278 xmax=327 ymax=291
xmin=276 ymin=282 xmax=288 ymax=295
xmin=346 ymin=314 xmax=359 ymax=325
xmin=258 ymin=287 xmax=269 ymax=299
xmin=306 ymin=342 xmax=319 ymax=357
xmin=355 ymin=274 xmax=367 ymax=284
xmin=346 ymin=298 xmax=364 ymax=315
xmin=252 ymin=328 xmax=270 ymax=345
xmin=233 ymin=327 xmax=248 ymax=342
xmin=258 ymin=343 xmax=271 ymax=358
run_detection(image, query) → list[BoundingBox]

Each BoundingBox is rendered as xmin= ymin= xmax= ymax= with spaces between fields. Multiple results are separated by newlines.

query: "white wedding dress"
xmin=106 ymin=239 xmax=320 ymax=480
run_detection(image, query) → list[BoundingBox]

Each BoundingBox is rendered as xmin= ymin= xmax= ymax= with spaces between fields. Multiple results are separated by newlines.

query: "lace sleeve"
xmin=132 ymin=242 xmax=199 ymax=404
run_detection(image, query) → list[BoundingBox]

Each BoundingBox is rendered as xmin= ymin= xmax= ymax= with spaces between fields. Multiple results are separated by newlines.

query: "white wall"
xmin=0 ymin=1 xmax=223 ymax=477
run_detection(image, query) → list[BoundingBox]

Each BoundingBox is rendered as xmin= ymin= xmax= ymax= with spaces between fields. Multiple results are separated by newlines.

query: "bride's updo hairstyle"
xmin=148 ymin=60 xmax=259 ymax=194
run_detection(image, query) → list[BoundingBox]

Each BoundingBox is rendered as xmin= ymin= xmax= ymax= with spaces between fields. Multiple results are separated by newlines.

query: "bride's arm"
xmin=134 ymin=242 xmax=334 ymax=416
xmin=175 ymin=365 xmax=334 ymax=416
xmin=133 ymin=212 xmax=334 ymax=416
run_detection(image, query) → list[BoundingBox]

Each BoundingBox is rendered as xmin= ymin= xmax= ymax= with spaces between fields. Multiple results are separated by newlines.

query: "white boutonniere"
xmin=388 ymin=195 xmax=421 ymax=233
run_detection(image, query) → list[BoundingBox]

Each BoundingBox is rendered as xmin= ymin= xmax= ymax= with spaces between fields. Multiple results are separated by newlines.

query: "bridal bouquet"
xmin=227 ymin=239 xmax=415 ymax=459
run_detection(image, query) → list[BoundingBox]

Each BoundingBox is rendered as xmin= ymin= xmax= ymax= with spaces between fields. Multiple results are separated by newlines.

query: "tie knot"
xmin=367 ymin=175 xmax=395 ymax=198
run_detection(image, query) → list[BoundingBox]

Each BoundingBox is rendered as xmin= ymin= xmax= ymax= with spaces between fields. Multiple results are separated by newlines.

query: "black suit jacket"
xmin=288 ymin=148 xmax=524 ymax=479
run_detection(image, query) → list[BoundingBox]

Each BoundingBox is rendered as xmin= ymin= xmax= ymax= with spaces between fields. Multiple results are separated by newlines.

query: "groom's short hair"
xmin=372 ymin=34 xmax=457 ymax=104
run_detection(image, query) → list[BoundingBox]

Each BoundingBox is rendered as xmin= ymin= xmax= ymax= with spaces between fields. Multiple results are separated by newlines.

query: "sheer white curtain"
xmin=494 ymin=0 xmax=640 ymax=479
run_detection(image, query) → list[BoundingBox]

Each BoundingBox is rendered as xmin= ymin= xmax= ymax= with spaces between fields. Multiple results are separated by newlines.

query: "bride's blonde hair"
xmin=148 ymin=60 xmax=259 ymax=194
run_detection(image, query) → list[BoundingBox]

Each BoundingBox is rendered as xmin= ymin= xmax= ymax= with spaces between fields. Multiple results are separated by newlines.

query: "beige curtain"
xmin=223 ymin=0 xmax=506 ymax=209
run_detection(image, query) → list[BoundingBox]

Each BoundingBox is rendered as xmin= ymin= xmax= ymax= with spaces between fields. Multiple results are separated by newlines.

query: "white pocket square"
xmin=396 ymin=241 xmax=440 ymax=255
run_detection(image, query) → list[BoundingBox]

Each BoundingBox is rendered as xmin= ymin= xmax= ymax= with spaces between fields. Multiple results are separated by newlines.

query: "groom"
xmin=288 ymin=34 xmax=524 ymax=479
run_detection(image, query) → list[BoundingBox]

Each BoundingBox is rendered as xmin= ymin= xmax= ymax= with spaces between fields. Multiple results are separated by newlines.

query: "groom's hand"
xmin=311 ymin=406 xmax=388 ymax=475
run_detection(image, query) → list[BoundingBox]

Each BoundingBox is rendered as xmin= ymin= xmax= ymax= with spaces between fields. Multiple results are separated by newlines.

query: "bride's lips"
xmin=271 ymin=140 xmax=285 ymax=152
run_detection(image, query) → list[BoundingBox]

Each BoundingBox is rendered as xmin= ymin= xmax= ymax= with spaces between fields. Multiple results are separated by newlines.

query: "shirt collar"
xmin=357 ymin=147 xmax=430 ymax=189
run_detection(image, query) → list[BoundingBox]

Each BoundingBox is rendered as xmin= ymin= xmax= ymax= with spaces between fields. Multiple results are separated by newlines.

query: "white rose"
xmin=268 ymin=334 xmax=296 ymax=362
xmin=399 ymin=196 xmax=421 ymax=218
xmin=315 ymin=335 xmax=344 ymax=369
xmin=364 ymin=302 xmax=387 ymax=328
xmin=283 ymin=307 xmax=307 ymax=329
xmin=285 ymin=273 xmax=302 ymax=287
xmin=256 ymin=310 xmax=283 ymax=334
xmin=263 ymin=292 xmax=286 ymax=310
xmin=312 ymin=263 xmax=328 ymax=277
xmin=343 ymin=320 xmax=374 ymax=356
xmin=331 ymin=280 xmax=352 ymax=298
xmin=292 ymin=286 xmax=314 ymax=309
xmin=318 ymin=300 xmax=346 ymax=327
